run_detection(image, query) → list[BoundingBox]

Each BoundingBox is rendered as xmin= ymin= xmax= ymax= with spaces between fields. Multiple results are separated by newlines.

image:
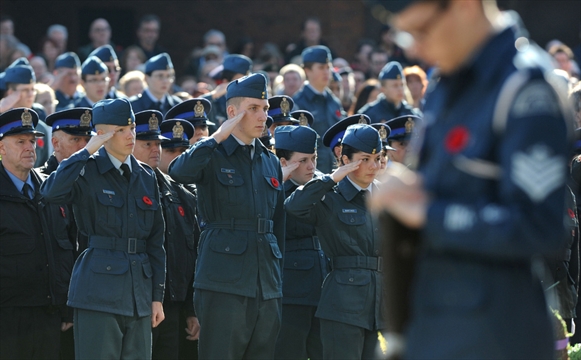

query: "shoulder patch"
xmin=510 ymin=81 xmax=560 ymax=118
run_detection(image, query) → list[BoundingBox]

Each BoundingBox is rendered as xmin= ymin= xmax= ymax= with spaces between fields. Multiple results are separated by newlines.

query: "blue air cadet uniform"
xmin=74 ymin=56 xmax=108 ymax=108
xmin=285 ymin=123 xmax=385 ymax=359
xmin=54 ymin=52 xmax=83 ymax=111
xmin=169 ymin=73 xmax=285 ymax=359
xmin=293 ymin=46 xmax=345 ymax=174
xmin=40 ymin=98 xmax=166 ymax=360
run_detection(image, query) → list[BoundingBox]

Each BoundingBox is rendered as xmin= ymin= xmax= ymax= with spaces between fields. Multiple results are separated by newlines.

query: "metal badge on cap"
xmin=280 ymin=98 xmax=290 ymax=116
xmin=194 ymin=101 xmax=205 ymax=117
xmin=299 ymin=113 xmax=308 ymax=126
xmin=80 ymin=110 xmax=92 ymax=127
xmin=358 ymin=115 xmax=367 ymax=124
xmin=379 ymin=126 xmax=387 ymax=140
xmin=405 ymin=118 xmax=414 ymax=133
xmin=148 ymin=114 xmax=159 ymax=130
xmin=173 ymin=121 xmax=184 ymax=139
xmin=21 ymin=109 xmax=33 ymax=126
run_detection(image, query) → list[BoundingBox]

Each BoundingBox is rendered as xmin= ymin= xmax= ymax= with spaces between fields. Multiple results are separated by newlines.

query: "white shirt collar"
xmin=346 ymin=175 xmax=372 ymax=195
xmin=145 ymin=88 xmax=164 ymax=103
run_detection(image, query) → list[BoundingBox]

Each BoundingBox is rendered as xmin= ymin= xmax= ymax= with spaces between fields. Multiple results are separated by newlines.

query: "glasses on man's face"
xmin=152 ymin=74 xmax=175 ymax=82
xmin=393 ymin=2 xmax=449 ymax=50
xmin=85 ymin=77 xmax=110 ymax=84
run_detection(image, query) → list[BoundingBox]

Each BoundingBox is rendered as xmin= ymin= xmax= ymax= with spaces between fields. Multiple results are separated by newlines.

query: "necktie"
xmin=360 ymin=189 xmax=369 ymax=201
xmin=120 ymin=164 xmax=131 ymax=182
xmin=22 ymin=183 xmax=33 ymax=199
xmin=242 ymin=145 xmax=254 ymax=159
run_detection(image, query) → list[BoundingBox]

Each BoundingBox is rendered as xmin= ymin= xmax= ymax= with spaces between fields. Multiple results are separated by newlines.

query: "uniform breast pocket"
xmin=135 ymin=196 xmax=159 ymax=232
xmin=96 ymin=193 xmax=123 ymax=228
xmin=216 ymin=172 xmax=244 ymax=205
xmin=331 ymin=270 xmax=371 ymax=314
xmin=337 ymin=212 xmax=367 ymax=245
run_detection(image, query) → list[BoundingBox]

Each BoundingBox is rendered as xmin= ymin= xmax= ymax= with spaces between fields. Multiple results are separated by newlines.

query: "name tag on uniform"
xmin=342 ymin=209 xmax=357 ymax=213
xmin=221 ymin=168 xmax=235 ymax=174
xmin=103 ymin=189 xmax=116 ymax=196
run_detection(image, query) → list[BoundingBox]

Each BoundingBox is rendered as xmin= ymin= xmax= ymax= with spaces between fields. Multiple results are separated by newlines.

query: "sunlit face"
xmin=98 ymin=123 xmax=136 ymax=161
xmin=53 ymin=131 xmax=90 ymax=161
xmin=133 ymin=139 xmax=161 ymax=168
xmin=0 ymin=133 xmax=37 ymax=174
xmin=228 ymin=97 xmax=269 ymax=144
xmin=159 ymin=146 xmax=188 ymax=174
xmin=406 ymin=74 xmax=425 ymax=101
xmin=56 ymin=67 xmax=80 ymax=95
xmin=147 ymin=69 xmax=174 ymax=98
xmin=342 ymin=151 xmax=381 ymax=188
xmin=36 ymin=90 xmax=56 ymax=116
xmin=553 ymin=52 xmax=572 ymax=73
xmin=124 ymin=79 xmax=145 ymax=98
xmin=387 ymin=139 xmax=408 ymax=164
xmin=82 ymin=73 xmax=109 ymax=102
xmin=303 ymin=20 xmax=321 ymax=44
xmin=305 ymin=63 xmax=330 ymax=90
xmin=382 ymin=79 xmax=405 ymax=105
xmin=281 ymin=151 xmax=317 ymax=185
xmin=125 ymin=50 xmax=144 ymax=72
xmin=283 ymin=71 xmax=302 ymax=96
xmin=376 ymin=149 xmax=388 ymax=177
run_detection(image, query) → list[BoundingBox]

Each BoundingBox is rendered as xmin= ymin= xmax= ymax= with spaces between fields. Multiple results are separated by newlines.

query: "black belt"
xmin=285 ymin=236 xmax=321 ymax=251
xmin=205 ymin=218 xmax=274 ymax=234
xmin=89 ymin=236 xmax=147 ymax=254
xmin=331 ymin=256 xmax=383 ymax=272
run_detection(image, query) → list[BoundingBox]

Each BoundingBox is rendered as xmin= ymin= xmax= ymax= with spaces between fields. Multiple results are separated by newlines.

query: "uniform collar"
xmin=95 ymin=147 xmax=134 ymax=175
xmin=145 ymin=88 xmax=165 ymax=104
xmin=303 ymin=84 xmax=328 ymax=101
xmin=338 ymin=177 xmax=377 ymax=202
xmin=4 ymin=167 xmax=35 ymax=195
xmin=222 ymin=135 xmax=271 ymax=158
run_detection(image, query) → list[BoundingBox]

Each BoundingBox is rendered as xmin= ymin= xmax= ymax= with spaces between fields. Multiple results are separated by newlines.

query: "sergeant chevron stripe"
xmin=511 ymin=145 xmax=565 ymax=203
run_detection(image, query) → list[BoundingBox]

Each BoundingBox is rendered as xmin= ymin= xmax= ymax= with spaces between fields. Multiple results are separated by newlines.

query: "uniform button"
xmin=229 ymin=180 xmax=233 ymax=184
xmin=350 ymin=218 xmax=355 ymax=223
xmin=46 ymin=264 xmax=49 ymax=267
xmin=168 ymin=231 xmax=172 ymax=235
xmin=294 ymin=262 xmax=298 ymax=267
xmin=349 ymin=278 xmax=354 ymax=282
xmin=129 ymin=213 xmax=134 ymax=218
xmin=320 ymin=254 xmax=324 ymax=258
xmin=258 ymin=239 xmax=262 ymax=243
xmin=374 ymin=250 xmax=379 ymax=255
xmin=257 ymin=214 xmax=261 ymax=217
xmin=47 ymin=295 xmax=51 ymax=299
xmin=106 ymin=266 xmax=112 ymax=271
xmin=132 ymin=261 xmax=136 ymax=265
xmin=225 ymin=246 xmax=230 ymax=252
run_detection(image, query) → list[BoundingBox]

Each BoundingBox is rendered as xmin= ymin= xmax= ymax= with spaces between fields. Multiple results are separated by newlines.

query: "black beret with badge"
xmin=134 ymin=110 xmax=167 ymax=141
xmin=0 ymin=108 xmax=43 ymax=139
xmin=45 ymin=107 xmax=95 ymax=136
xmin=160 ymin=119 xmax=194 ymax=149
xmin=323 ymin=114 xmax=370 ymax=150
xmin=165 ymin=98 xmax=214 ymax=127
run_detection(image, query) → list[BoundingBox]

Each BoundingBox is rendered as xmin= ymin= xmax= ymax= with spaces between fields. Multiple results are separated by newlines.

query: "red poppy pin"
xmin=37 ymin=138 xmax=45 ymax=148
xmin=143 ymin=196 xmax=153 ymax=206
xmin=335 ymin=109 xmax=342 ymax=118
xmin=270 ymin=177 xmax=279 ymax=188
xmin=178 ymin=206 xmax=185 ymax=217
xmin=445 ymin=126 xmax=470 ymax=154
xmin=569 ymin=209 xmax=576 ymax=219
xmin=60 ymin=206 xmax=66 ymax=218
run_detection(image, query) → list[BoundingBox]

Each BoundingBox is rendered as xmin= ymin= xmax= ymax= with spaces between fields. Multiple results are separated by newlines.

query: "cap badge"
xmin=280 ymin=98 xmax=290 ymax=115
xmin=21 ymin=109 xmax=33 ymax=126
xmin=261 ymin=91 xmax=265 ymax=99
xmin=173 ymin=121 xmax=184 ymax=139
xmin=372 ymin=148 xmax=377 ymax=155
xmin=396 ymin=74 xmax=401 ymax=80
xmin=128 ymin=118 xmax=132 ymax=125
xmin=405 ymin=118 xmax=414 ymax=134
xmin=378 ymin=126 xmax=387 ymax=140
xmin=148 ymin=114 xmax=159 ymax=130
xmin=95 ymin=70 xmax=99 ymax=75
xmin=298 ymin=113 xmax=308 ymax=126
xmin=194 ymin=101 xmax=205 ymax=117
xmin=80 ymin=110 xmax=92 ymax=127
xmin=358 ymin=115 xmax=367 ymax=124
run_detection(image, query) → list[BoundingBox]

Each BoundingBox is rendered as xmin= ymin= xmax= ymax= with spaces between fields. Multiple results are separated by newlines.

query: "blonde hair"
xmin=119 ymin=70 xmax=147 ymax=96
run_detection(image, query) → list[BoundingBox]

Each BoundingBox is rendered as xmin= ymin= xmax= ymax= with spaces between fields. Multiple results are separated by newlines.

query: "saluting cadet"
xmin=369 ymin=0 xmax=574 ymax=358
xmin=285 ymin=124 xmax=385 ymax=359
xmin=322 ymin=114 xmax=371 ymax=170
xmin=52 ymin=52 xmax=82 ymax=111
xmin=40 ymin=98 xmax=166 ymax=359
xmin=75 ymin=56 xmax=109 ymax=108
xmin=88 ymin=44 xmax=125 ymax=99
xmin=273 ymin=125 xmax=327 ymax=360
xmin=166 ymin=97 xmax=215 ymax=145
xmin=169 ymin=73 xmax=285 ymax=359
xmin=293 ymin=45 xmax=345 ymax=174
xmin=359 ymin=61 xmax=420 ymax=123
xmin=133 ymin=110 xmax=199 ymax=360
xmin=203 ymin=54 xmax=252 ymax=134
xmin=0 ymin=108 xmax=75 ymax=360
xmin=130 ymin=53 xmax=181 ymax=114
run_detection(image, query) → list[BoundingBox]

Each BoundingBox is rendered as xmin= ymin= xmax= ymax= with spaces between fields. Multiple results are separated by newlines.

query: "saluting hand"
xmin=282 ymin=161 xmax=300 ymax=182
xmin=84 ymin=131 xmax=114 ymax=154
xmin=211 ymin=110 xmax=246 ymax=144
xmin=330 ymin=160 xmax=361 ymax=183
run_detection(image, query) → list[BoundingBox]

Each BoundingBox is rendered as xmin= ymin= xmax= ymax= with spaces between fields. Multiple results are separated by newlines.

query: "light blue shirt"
xmin=145 ymin=88 xmax=165 ymax=105
xmin=5 ymin=169 xmax=34 ymax=198
xmin=346 ymin=175 xmax=372 ymax=195
xmin=107 ymin=152 xmax=132 ymax=176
